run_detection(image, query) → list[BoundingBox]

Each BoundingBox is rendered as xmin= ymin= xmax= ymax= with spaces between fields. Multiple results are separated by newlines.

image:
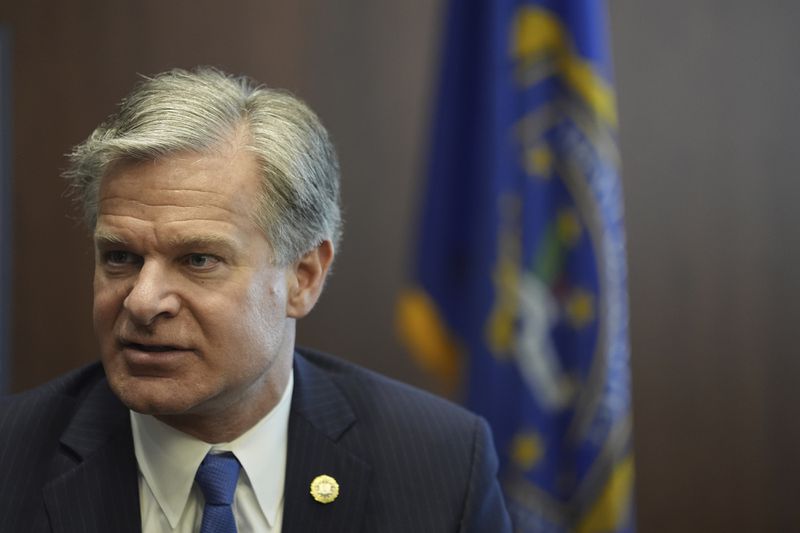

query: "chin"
xmin=107 ymin=371 xmax=198 ymax=416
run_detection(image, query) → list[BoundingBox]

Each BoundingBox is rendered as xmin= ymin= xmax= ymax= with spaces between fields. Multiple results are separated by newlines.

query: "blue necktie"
xmin=195 ymin=452 xmax=241 ymax=533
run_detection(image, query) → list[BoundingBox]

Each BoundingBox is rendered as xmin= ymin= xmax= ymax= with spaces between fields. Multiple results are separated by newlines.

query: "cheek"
xmin=92 ymin=279 xmax=126 ymax=332
xmin=193 ymin=280 xmax=282 ymax=350
xmin=258 ymin=276 xmax=288 ymax=321
xmin=240 ymin=276 xmax=288 ymax=346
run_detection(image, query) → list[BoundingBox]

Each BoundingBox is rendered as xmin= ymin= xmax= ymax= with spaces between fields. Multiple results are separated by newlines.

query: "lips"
xmin=118 ymin=337 xmax=194 ymax=356
xmin=123 ymin=341 xmax=183 ymax=352
xmin=117 ymin=338 xmax=195 ymax=373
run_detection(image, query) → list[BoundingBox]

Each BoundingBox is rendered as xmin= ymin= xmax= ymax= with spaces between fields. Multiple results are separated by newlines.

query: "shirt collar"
xmin=130 ymin=371 xmax=294 ymax=528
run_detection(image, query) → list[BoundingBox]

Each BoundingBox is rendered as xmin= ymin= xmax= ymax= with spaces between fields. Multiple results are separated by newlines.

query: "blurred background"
xmin=0 ymin=1 xmax=799 ymax=531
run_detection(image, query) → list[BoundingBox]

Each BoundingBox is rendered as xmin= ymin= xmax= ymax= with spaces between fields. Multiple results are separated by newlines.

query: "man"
xmin=0 ymin=68 xmax=510 ymax=532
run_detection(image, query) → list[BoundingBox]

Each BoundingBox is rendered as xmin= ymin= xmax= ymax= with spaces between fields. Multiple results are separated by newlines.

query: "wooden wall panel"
xmin=611 ymin=1 xmax=800 ymax=530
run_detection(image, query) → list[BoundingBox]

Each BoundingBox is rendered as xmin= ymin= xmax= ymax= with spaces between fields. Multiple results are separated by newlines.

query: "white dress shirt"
xmin=130 ymin=372 xmax=293 ymax=533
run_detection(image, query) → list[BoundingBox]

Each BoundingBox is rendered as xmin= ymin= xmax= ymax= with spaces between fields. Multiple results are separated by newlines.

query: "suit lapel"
xmin=282 ymin=353 xmax=372 ymax=533
xmin=42 ymin=378 xmax=141 ymax=533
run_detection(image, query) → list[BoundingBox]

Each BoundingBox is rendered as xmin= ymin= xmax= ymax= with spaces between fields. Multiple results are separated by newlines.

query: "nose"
xmin=123 ymin=260 xmax=181 ymax=326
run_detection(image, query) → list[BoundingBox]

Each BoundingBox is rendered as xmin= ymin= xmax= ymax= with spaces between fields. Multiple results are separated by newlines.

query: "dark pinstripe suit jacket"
xmin=0 ymin=347 xmax=511 ymax=532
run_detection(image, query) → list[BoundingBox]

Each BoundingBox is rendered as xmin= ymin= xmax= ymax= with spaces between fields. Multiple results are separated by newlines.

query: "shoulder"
xmin=0 ymin=362 xmax=107 ymax=444
xmin=292 ymin=347 xmax=511 ymax=532
xmin=293 ymin=346 xmax=490 ymax=478
xmin=0 ymin=361 xmax=107 ymax=409
xmin=294 ymin=346 xmax=482 ymax=435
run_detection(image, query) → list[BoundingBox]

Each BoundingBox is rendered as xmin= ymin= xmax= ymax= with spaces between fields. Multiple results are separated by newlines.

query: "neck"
xmin=156 ymin=355 xmax=293 ymax=443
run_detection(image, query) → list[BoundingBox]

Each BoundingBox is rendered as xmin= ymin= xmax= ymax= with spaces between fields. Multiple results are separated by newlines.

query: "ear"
xmin=286 ymin=240 xmax=335 ymax=319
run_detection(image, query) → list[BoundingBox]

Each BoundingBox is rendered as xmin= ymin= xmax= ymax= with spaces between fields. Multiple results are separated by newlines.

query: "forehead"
xmin=95 ymin=149 xmax=265 ymax=244
xmin=98 ymin=149 xmax=261 ymax=214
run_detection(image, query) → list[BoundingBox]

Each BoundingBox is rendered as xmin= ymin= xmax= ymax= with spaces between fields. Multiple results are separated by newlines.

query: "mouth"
xmin=117 ymin=338 xmax=195 ymax=373
xmin=122 ymin=341 xmax=184 ymax=352
xmin=118 ymin=338 xmax=194 ymax=360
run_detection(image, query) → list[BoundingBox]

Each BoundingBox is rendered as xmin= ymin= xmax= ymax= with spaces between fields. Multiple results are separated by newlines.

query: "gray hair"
xmin=64 ymin=67 xmax=341 ymax=265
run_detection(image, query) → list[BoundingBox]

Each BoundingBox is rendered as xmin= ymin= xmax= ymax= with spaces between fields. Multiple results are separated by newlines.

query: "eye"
xmin=104 ymin=250 xmax=138 ymax=266
xmin=185 ymin=254 xmax=220 ymax=270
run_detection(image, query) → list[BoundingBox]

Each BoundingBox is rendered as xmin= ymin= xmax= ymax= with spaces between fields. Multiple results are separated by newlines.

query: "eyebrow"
xmin=165 ymin=234 xmax=238 ymax=252
xmin=94 ymin=230 xmax=128 ymax=247
xmin=93 ymin=231 xmax=238 ymax=254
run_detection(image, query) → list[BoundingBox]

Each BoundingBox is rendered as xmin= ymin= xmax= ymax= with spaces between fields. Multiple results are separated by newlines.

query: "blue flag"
xmin=398 ymin=1 xmax=634 ymax=531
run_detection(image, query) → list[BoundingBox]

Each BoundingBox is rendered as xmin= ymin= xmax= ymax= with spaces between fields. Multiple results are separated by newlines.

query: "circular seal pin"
xmin=310 ymin=474 xmax=339 ymax=504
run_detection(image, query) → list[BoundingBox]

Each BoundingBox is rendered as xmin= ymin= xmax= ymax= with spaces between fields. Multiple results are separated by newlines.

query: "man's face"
xmin=93 ymin=148 xmax=295 ymax=435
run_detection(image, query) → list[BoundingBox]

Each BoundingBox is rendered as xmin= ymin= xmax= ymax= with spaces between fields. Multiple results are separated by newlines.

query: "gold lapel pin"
xmin=310 ymin=474 xmax=339 ymax=504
